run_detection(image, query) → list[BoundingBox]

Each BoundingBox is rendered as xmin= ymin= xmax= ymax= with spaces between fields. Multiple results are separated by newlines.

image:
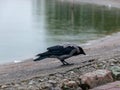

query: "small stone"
xmin=14 ymin=84 xmax=20 ymax=87
xmin=97 ymin=63 xmax=104 ymax=67
xmin=101 ymin=61 xmax=107 ymax=64
xmin=48 ymin=80 xmax=57 ymax=87
xmin=110 ymin=63 xmax=115 ymax=66
xmin=56 ymin=74 xmax=63 ymax=78
xmin=67 ymin=81 xmax=77 ymax=87
xmin=76 ymin=87 xmax=82 ymax=90
xmin=29 ymin=80 xmax=36 ymax=85
xmin=62 ymin=80 xmax=77 ymax=87
xmin=1 ymin=85 xmax=7 ymax=88
xmin=110 ymin=59 xmax=116 ymax=62
xmin=51 ymin=86 xmax=62 ymax=90
xmin=17 ymin=85 xmax=28 ymax=90
xmin=38 ymin=79 xmax=44 ymax=82
xmin=42 ymin=83 xmax=52 ymax=89
xmin=62 ymin=80 xmax=80 ymax=90
xmin=28 ymin=85 xmax=39 ymax=90
xmin=70 ymin=71 xmax=75 ymax=74
xmin=49 ymin=73 xmax=55 ymax=76
xmin=48 ymin=80 xmax=57 ymax=84
xmin=62 ymin=79 xmax=69 ymax=83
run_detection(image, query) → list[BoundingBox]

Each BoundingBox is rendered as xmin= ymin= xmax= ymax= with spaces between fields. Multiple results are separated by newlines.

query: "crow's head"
xmin=79 ymin=47 xmax=86 ymax=55
xmin=81 ymin=50 xmax=86 ymax=55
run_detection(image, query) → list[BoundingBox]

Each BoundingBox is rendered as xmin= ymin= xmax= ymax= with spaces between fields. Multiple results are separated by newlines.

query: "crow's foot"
xmin=61 ymin=63 xmax=74 ymax=66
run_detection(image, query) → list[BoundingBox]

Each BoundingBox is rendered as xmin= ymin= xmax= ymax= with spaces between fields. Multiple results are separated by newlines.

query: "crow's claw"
xmin=61 ymin=63 xmax=74 ymax=66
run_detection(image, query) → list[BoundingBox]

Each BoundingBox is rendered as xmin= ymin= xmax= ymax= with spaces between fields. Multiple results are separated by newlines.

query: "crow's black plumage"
xmin=33 ymin=44 xmax=86 ymax=65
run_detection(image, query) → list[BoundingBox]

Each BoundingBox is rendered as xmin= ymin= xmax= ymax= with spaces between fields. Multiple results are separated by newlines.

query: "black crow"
xmin=33 ymin=44 xmax=86 ymax=65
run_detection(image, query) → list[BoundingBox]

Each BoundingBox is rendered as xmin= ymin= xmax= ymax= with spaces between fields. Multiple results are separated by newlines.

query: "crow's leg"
xmin=57 ymin=57 xmax=73 ymax=65
xmin=63 ymin=60 xmax=71 ymax=65
xmin=58 ymin=49 xmax=77 ymax=65
xmin=59 ymin=59 xmax=70 ymax=65
xmin=63 ymin=60 xmax=74 ymax=65
xmin=60 ymin=59 xmax=74 ymax=66
xmin=58 ymin=55 xmax=71 ymax=65
xmin=48 ymin=55 xmax=68 ymax=65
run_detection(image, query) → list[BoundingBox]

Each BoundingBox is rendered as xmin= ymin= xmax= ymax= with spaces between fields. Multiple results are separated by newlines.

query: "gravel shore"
xmin=0 ymin=0 xmax=120 ymax=89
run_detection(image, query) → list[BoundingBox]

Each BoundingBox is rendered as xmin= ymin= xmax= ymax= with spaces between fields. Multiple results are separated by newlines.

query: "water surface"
xmin=0 ymin=0 xmax=120 ymax=63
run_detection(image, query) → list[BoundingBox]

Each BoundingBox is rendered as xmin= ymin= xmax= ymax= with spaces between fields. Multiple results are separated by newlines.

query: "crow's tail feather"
xmin=36 ymin=54 xmax=41 ymax=56
xmin=33 ymin=56 xmax=47 ymax=61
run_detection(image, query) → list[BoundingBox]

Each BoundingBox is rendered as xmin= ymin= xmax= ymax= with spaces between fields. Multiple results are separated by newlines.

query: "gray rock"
xmin=79 ymin=69 xmax=113 ymax=88
xmin=109 ymin=66 xmax=120 ymax=80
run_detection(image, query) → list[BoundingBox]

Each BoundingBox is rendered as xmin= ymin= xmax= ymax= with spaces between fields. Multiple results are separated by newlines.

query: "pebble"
xmin=28 ymin=80 xmax=36 ymax=85
xmin=27 ymin=85 xmax=39 ymax=90
xmin=38 ymin=79 xmax=44 ymax=82
xmin=1 ymin=85 xmax=7 ymax=88
xmin=42 ymin=83 xmax=52 ymax=89
xmin=48 ymin=80 xmax=57 ymax=84
xmin=67 ymin=81 xmax=77 ymax=87
xmin=14 ymin=84 xmax=20 ymax=87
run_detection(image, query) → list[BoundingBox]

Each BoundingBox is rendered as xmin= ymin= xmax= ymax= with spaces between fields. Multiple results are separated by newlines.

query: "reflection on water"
xmin=0 ymin=0 xmax=120 ymax=63
xmin=45 ymin=0 xmax=120 ymax=43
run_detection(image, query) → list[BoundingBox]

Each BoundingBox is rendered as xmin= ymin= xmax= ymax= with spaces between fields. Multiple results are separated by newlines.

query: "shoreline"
xmin=0 ymin=31 xmax=120 ymax=84
xmin=1 ymin=0 xmax=120 ymax=65
xmin=1 ymin=32 xmax=120 ymax=65
xmin=0 ymin=31 xmax=119 ymax=89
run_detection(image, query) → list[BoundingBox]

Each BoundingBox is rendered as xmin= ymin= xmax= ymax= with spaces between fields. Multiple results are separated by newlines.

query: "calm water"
xmin=0 ymin=0 xmax=120 ymax=63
